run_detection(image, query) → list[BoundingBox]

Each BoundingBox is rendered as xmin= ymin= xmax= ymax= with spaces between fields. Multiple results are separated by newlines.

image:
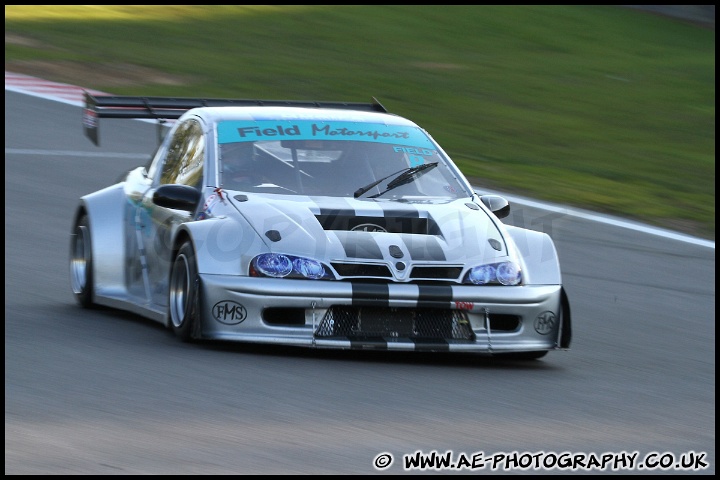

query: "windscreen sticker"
xmin=217 ymin=120 xmax=434 ymax=148
xmin=394 ymin=146 xmax=435 ymax=166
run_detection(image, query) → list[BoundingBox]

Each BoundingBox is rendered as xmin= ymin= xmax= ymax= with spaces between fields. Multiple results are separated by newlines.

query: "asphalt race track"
xmin=4 ymin=89 xmax=715 ymax=474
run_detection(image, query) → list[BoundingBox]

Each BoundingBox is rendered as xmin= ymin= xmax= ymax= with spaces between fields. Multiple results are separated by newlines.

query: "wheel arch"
xmin=171 ymin=228 xmax=194 ymax=262
xmin=504 ymin=225 xmax=562 ymax=285
xmin=73 ymin=184 xmax=128 ymax=298
xmin=174 ymin=216 xmax=266 ymax=276
xmin=71 ymin=204 xmax=89 ymax=231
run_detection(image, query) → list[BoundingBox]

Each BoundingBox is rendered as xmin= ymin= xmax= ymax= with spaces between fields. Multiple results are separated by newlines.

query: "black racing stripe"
xmin=402 ymin=235 xmax=446 ymax=261
xmin=316 ymin=206 xmax=356 ymax=230
xmin=380 ymin=204 xmax=420 ymax=233
xmin=417 ymin=284 xmax=453 ymax=308
xmin=349 ymin=337 xmax=388 ymax=350
xmin=351 ymin=282 xmax=390 ymax=307
xmin=337 ymin=232 xmax=383 ymax=259
xmin=317 ymin=207 xmax=357 ymax=218
xmin=317 ymin=207 xmax=357 ymax=216
xmin=379 ymin=204 xmax=420 ymax=218
xmin=412 ymin=338 xmax=450 ymax=352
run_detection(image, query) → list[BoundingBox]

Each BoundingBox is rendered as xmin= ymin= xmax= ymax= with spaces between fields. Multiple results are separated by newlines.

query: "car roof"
xmin=184 ymin=106 xmax=418 ymax=127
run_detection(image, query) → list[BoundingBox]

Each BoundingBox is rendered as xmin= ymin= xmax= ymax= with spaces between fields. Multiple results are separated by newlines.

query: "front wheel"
xmin=70 ymin=214 xmax=94 ymax=308
xmin=168 ymin=241 xmax=201 ymax=342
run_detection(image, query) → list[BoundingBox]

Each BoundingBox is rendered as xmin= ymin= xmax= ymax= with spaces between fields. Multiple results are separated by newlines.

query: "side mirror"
xmin=479 ymin=194 xmax=510 ymax=219
xmin=153 ymin=184 xmax=201 ymax=212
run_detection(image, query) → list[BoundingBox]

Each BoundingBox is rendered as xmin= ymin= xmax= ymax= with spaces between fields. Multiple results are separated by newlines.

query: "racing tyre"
xmin=70 ymin=214 xmax=94 ymax=308
xmin=169 ymin=241 xmax=202 ymax=342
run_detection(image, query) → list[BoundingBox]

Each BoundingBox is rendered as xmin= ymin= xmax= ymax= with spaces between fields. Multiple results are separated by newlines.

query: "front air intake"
xmin=315 ymin=306 xmax=475 ymax=341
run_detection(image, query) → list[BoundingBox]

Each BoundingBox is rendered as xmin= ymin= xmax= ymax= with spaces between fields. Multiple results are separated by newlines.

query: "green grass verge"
xmin=5 ymin=5 xmax=715 ymax=239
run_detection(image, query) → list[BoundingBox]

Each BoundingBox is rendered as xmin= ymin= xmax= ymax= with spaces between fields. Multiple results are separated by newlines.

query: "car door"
xmin=122 ymin=137 xmax=170 ymax=304
xmin=135 ymin=117 xmax=207 ymax=308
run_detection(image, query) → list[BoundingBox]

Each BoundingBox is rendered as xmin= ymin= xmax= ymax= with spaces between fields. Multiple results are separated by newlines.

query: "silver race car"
xmin=70 ymin=93 xmax=571 ymax=358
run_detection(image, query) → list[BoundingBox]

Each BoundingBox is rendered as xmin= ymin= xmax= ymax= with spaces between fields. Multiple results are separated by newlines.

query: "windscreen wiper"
xmin=353 ymin=162 xmax=438 ymax=198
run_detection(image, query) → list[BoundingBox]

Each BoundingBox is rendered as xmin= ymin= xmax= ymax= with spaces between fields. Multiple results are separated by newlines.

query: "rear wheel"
xmin=70 ymin=214 xmax=94 ymax=307
xmin=168 ymin=241 xmax=201 ymax=342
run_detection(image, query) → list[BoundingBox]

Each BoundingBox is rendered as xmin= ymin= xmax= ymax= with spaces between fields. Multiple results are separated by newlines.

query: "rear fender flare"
xmin=75 ymin=184 xmax=127 ymax=295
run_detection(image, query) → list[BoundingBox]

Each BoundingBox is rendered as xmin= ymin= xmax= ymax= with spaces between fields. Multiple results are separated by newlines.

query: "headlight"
xmin=251 ymin=253 xmax=333 ymax=280
xmin=463 ymin=261 xmax=522 ymax=285
xmin=292 ymin=257 xmax=326 ymax=279
xmin=253 ymin=253 xmax=292 ymax=277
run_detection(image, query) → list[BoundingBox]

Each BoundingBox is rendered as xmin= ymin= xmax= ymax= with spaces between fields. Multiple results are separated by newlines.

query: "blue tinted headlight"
xmin=464 ymin=261 xmax=522 ymax=286
xmin=468 ymin=264 xmax=496 ymax=285
xmin=251 ymin=254 xmax=332 ymax=280
xmin=292 ymin=258 xmax=325 ymax=279
xmin=496 ymin=261 xmax=521 ymax=285
xmin=254 ymin=253 xmax=293 ymax=277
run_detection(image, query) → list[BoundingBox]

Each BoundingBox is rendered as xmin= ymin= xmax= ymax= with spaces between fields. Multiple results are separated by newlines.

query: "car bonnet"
xmin=227 ymin=194 xmax=511 ymax=267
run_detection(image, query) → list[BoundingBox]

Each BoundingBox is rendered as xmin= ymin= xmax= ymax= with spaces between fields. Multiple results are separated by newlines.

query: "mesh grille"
xmin=315 ymin=306 xmax=475 ymax=341
xmin=409 ymin=266 xmax=463 ymax=280
xmin=331 ymin=263 xmax=393 ymax=278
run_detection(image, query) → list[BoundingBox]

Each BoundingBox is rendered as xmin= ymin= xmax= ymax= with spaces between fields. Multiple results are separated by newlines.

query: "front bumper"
xmin=197 ymin=274 xmax=570 ymax=354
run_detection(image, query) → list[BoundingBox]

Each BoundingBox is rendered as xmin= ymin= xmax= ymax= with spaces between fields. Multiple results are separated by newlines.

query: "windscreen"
xmin=217 ymin=119 xmax=470 ymax=199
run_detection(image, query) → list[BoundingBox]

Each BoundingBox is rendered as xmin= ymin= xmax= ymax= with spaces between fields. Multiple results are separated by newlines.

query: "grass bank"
xmin=5 ymin=5 xmax=715 ymax=239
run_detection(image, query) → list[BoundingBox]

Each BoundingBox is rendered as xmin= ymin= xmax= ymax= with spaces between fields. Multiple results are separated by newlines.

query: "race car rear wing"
xmin=83 ymin=91 xmax=388 ymax=146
